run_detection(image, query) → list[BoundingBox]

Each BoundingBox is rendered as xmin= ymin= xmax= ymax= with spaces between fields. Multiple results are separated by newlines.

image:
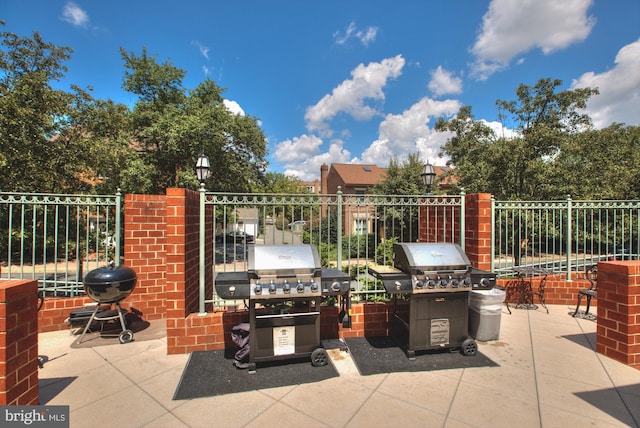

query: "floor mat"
xmin=173 ymin=349 xmax=339 ymax=400
xmin=344 ymin=336 xmax=498 ymax=376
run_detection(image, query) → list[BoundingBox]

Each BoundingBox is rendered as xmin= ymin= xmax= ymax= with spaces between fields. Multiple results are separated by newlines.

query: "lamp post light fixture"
xmin=195 ymin=153 xmax=211 ymax=184
xmin=195 ymin=152 xmax=211 ymax=315
xmin=421 ymin=162 xmax=436 ymax=195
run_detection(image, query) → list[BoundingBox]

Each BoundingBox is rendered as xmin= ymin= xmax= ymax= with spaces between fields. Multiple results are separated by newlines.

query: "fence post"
xmin=199 ymin=184 xmax=207 ymax=315
xmin=490 ymin=195 xmax=495 ymax=273
xmin=566 ymin=195 xmax=572 ymax=281
xmin=336 ymin=187 xmax=343 ymax=269
xmin=115 ymin=188 xmax=122 ymax=265
xmin=459 ymin=189 xmax=466 ymax=250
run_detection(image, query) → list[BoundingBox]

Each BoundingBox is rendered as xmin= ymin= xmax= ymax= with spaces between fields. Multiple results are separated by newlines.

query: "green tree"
xmin=373 ymin=153 xmax=425 ymax=195
xmin=121 ymin=48 xmax=267 ymax=193
xmin=256 ymin=172 xmax=308 ymax=193
xmin=548 ymin=124 xmax=640 ymax=199
xmin=437 ymin=78 xmax=599 ymax=200
xmin=435 ymin=106 xmax=496 ymax=194
xmin=0 ymin=27 xmax=96 ymax=192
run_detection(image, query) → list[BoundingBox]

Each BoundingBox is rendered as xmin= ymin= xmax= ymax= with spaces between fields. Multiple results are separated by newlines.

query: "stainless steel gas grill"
xmin=370 ymin=242 xmax=492 ymax=358
xmin=215 ymin=244 xmax=350 ymax=372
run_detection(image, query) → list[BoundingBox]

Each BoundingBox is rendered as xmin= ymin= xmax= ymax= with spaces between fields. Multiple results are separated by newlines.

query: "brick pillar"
xmin=123 ymin=194 xmax=167 ymax=320
xmin=596 ymin=261 xmax=640 ymax=369
xmin=464 ymin=193 xmax=492 ymax=270
xmin=0 ymin=280 xmax=39 ymax=405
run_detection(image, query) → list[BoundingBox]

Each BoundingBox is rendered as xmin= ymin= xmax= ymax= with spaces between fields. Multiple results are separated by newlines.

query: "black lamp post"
xmin=421 ymin=162 xmax=436 ymax=195
xmin=195 ymin=153 xmax=211 ymax=184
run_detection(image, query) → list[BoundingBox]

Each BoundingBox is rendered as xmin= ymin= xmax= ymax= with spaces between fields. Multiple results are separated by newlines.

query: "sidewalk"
xmin=38 ymin=305 xmax=640 ymax=428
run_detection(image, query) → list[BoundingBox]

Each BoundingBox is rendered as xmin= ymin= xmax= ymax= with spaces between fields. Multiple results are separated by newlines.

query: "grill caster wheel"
xmin=119 ymin=329 xmax=134 ymax=344
xmin=311 ymin=348 xmax=328 ymax=367
xmin=461 ymin=338 xmax=477 ymax=356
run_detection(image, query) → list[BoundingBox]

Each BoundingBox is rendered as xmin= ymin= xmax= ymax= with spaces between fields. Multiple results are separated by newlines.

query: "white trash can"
xmin=468 ymin=288 xmax=506 ymax=341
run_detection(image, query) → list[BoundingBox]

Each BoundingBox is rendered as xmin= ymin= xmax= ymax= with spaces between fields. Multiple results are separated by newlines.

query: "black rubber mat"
xmin=173 ymin=349 xmax=339 ymax=400
xmin=344 ymin=336 xmax=498 ymax=376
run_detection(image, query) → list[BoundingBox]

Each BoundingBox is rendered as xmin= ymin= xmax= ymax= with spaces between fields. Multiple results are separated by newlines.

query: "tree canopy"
xmin=435 ymin=77 xmax=639 ymax=200
xmin=0 ymin=28 xmax=268 ymax=194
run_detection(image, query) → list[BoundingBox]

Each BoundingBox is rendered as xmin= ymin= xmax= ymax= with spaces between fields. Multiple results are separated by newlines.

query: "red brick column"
xmin=0 ymin=280 xmax=39 ymax=405
xmin=123 ymin=194 xmax=167 ymax=320
xmin=419 ymin=193 xmax=492 ymax=270
xmin=464 ymin=193 xmax=492 ymax=270
xmin=596 ymin=261 xmax=640 ymax=370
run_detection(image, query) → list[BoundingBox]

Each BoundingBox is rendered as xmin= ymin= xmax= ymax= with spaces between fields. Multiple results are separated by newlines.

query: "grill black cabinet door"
xmin=408 ymin=292 xmax=469 ymax=352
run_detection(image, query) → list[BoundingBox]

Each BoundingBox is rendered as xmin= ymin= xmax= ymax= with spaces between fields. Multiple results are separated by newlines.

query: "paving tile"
xmin=540 ymin=403 xmax=631 ymax=428
xmin=141 ymin=412 xmax=189 ymax=428
xmin=68 ymin=384 xmax=168 ymax=428
xmin=137 ymin=364 xmax=191 ymax=411
xmin=346 ymin=391 xmax=446 ymax=428
xmin=170 ymin=390 xmax=275 ymax=427
xmin=42 ymin=362 xmax=132 ymax=409
xmin=375 ymin=370 xmax=459 ymax=416
xmin=244 ymin=401 xmax=330 ymax=428
xmin=534 ymin=350 xmax=613 ymax=388
xmin=282 ymin=376 xmax=373 ymax=427
xmin=460 ymin=364 xmax=537 ymax=402
xmin=476 ymin=340 xmax=534 ymax=370
xmin=536 ymin=372 xmax=637 ymax=427
xmin=108 ymin=344 xmax=188 ymax=384
xmin=448 ymin=381 xmax=540 ymax=428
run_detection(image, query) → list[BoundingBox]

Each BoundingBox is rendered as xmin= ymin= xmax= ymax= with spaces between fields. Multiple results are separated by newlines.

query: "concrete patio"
xmin=37 ymin=304 xmax=640 ymax=428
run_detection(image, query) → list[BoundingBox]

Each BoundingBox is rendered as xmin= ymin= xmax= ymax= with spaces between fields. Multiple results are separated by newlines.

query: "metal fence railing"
xmin=491 ymin=197 xmax=640 ymax=279
xmin=0 ymin=191 xmax=122 ymax=296
xmin=204 ymin=190 xmax=465 ymax=311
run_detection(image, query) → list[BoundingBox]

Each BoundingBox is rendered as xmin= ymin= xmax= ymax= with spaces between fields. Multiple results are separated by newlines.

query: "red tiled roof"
xmin=330 ymin=163 xmax=387 ymax=186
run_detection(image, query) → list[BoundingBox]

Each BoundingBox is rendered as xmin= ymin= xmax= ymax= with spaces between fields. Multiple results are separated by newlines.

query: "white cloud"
xmin=304 ymin=55 xmax=405 ymax=137
xmin=274 ymin=134 xmax=323 ymax=164
xmin=192 ymin=41 xmax=210 ymax=60
xmin=428 ymin=66 xmax=463 ymax=97
xmin=571 ymin=38 xmax=640 ymax=128
xmin=360 ymin=97 xmax=462 ymax=166
xmin=223 ymin=99 xmax=245 ymax=116
xmin=333 ymin=22 xmax=379 ymax=47
xmin=274 ymin=136 xmax=352 ymax=181
xmin=61 ymin=1 xmax=89 ymax=28
xmin=471 ymin=0 xmax=595 ymax=80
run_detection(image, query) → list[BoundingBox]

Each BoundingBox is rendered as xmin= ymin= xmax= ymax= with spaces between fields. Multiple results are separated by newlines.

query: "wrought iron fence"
xmin=205 ymin=190 xmax=465 ymax=311
xmin=0 ymin=191 xmax=122 ymax=296
xmin=491 ymin=196 xmax=640 ymax=279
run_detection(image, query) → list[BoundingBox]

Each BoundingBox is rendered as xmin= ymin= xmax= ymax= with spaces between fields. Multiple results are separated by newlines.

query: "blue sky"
xmin=3 ymin=0 xmax=639 ymax=181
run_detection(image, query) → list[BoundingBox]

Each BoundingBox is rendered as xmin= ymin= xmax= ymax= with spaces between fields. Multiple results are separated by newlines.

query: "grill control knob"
xmin=268 ymin=281 xmax=276 ymax=294
xmin=310 ymin=281 xmax=318 ymax=292
xmin=254 ymin=284 xmax=262 ymax=294
xmin=427 ymin=279 xmax=436 ymax=288
xmin=283 ymin=281 xmax=290 ymax=293
xmin=479 ymin=278 xmax=491 ymax=288
xmin=463 ymin=278 xmax=472 ymax=288
xmin=229 ymin=286 xmax=236 ymax=296
xmin=440 ymin=279 xmax=448 ymax=288
xmin=451 ymin=279 xmax=459 ymax=288
xmin=331 ymin=281 xmax=341 ymax=292
xmin=297 ymin=280 xmax=305 ymax=293
xmin=415 ymin=280 xmax=424 ymax=288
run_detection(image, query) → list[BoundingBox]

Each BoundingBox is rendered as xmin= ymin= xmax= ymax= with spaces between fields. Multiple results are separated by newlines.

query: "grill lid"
xmin=393 ymin=243 xmax=471 ymax=273
xmin=248 ymin=244 xmax=321 ymax=276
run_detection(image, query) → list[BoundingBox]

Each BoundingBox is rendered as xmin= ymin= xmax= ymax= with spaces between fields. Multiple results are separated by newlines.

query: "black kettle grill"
xmin=76 ymin=265 xmax=137 ymax=344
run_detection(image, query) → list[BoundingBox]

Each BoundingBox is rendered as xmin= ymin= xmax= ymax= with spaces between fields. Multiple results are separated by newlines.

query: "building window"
xmin=354 ymin=219 xmax=368 ymax=235
xmin=355 ymin=188 xmax=366 ymax=202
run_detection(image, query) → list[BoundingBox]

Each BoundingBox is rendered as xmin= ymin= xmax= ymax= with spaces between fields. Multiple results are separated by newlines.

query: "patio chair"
xmin=572 ymin=265 xmax=597 ymax=318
